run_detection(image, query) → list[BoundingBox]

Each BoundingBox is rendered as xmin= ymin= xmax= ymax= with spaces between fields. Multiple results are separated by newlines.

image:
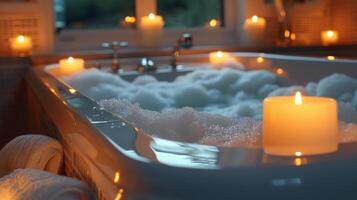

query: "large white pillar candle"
xmin=243 ymin=15 xmax=266 ymax=45
xmin=139 ymin=13 xmax=164 ymax=48
xmin=10 ymin=35 xmax=32 ymax=55
xmin=263 ymin=92 xmax=338 ymax=156
xmin=59 ymin=57 xmax=85 ymax=75
xmin=321 ymin=30 xmax=338 ymax=46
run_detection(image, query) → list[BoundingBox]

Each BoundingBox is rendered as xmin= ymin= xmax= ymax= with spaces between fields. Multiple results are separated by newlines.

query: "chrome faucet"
xmin=101 ymin=41 xmax=128 ymax=73
xmin=137 ymin=57 xmax=157 ymax=73
xmin=171 ymin=33 xmax=193 ymax=70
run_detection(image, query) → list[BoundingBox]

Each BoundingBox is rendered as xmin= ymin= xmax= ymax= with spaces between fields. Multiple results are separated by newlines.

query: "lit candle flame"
xmin=216 ymin=51 xmax=223 ymax=58
xmin=276 ymin=68 xmax=284 ymax=75
xmin=257 ymin=57 xmax=264 ymax=63
xmin=125 ymin=16 xmax=136 ymax=23
xmin=148 ymin=13 xmax=156 ymax=20
xmin=327 ymin=55 xmax=335 ymax=60
xmin=295 ymin=91 xmax=302 ymax=105
xmin=284 ymin=30 xmax=290 ymax=38
xmin=327 ymin=30 xmax=334 ymax=37
xmin=209 ymin=19 xmax=218 ymax=27
xmin=295 ymin=151 xmax=302 ymax=157
xmin=17 ymin=35 xmax=25 ymax=42
xmin=68 ymin=57 xmax=74 ymax=63
xmin=252 ymin=15 xmax=258 ymax=22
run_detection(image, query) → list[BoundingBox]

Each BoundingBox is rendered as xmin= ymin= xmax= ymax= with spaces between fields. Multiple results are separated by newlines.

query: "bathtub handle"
xmin=101 ymin=41 xmax=128 ymax=73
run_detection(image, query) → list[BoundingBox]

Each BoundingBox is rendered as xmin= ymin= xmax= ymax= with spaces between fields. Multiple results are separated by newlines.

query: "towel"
xmin=0 ymin=168 xmax=96 ymax=200
xmin=0 ymin=135 xmax=63 ymax=177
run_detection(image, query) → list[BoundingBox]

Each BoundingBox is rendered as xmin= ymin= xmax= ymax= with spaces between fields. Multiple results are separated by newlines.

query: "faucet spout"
xmin=101 ymin=41 xmax=128 ymax=73
xmin=171 ymin=33 xmax=193 ymax=70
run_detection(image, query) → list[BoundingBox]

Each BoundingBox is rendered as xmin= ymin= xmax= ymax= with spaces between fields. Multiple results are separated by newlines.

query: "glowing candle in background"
xmin=10 ymin=35 xmax=32 ymax=55
xmin=243 ymin=15 xmax=266 ymax=45
xmin=59 ymin=57 xmax=85 ymax=75
xmin=284 ymin=30 xmax=291 ymax=39
xmin=321 ymin=30 xmax=339 ymax=46
xmin=120 ymin=16 xmax=136 ymax=28
xmin=263 ymin=92 xmax=338 ymax=156
xmin=209 ymin=51 xmax=245 ymax=70
xmin=207 ymin=19 xmax=220 ymax=29
xmin=139 ymin=13 xmax=164 ymax=48
xmin=327 ymin=55 xmax=335 ymax=61
xmin=209 ymin=51 xmax=230 ymax=66
xmin=256 ymin=56 xmax=264 ymax=63
xmin=275 ymin=67 xmax=288 ymax=78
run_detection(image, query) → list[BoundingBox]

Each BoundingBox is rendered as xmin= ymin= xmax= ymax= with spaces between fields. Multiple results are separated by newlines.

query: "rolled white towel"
xmin=0 ymin=135 xmax=63 ymax=177
xmin=0 ymin=168 xmax=96 ymax=200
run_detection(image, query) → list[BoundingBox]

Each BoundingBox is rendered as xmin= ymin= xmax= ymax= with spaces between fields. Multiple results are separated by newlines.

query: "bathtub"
xmin=26 ymin=53 xmax=357 ymax=200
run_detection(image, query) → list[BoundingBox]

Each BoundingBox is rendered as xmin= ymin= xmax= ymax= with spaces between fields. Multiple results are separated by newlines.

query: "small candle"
xmin=139 ymin=13 xmax=164 ymax=48
xmin=59 ymin=57 xmax=85 ymax=75
xmin=275 ymin=67 xmax=288 ymax=78
xmin=243 ymin=15 xmax=266 ymax=44
xmin=10 ymin=35 xmax=32 ymax=55
xmin=120 ymin=16 xmax=136 ymax=28
xmin=327 ymin=55 xmax=335 ymax=61
xmin=209 ymin=51 xmax=238 ymax=70
xmin=321 ymin=30 xmax=338 ymax=46
xmin=256 ymin=56 xmax=264 ymax=63
xmin=206 ymin=19 xmax=220 ymax=29
xmin=263 ymin=92 xmax=338 ymax=156
xmin=209 ymin=51 xmax=231 ymax=66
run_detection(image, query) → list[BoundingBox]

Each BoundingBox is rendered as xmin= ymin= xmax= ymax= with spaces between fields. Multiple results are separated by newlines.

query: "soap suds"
xmin=64 ymin=68 xmax=357 ymax=146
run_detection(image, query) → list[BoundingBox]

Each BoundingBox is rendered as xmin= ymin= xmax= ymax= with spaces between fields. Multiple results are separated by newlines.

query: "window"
xmin=157 ymin=0 xmax=224 ymax=28
xmin=55 ymin=0 xmax=236 ymax=51
xmin=55 ymin=0 xmax=135 ymax=30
